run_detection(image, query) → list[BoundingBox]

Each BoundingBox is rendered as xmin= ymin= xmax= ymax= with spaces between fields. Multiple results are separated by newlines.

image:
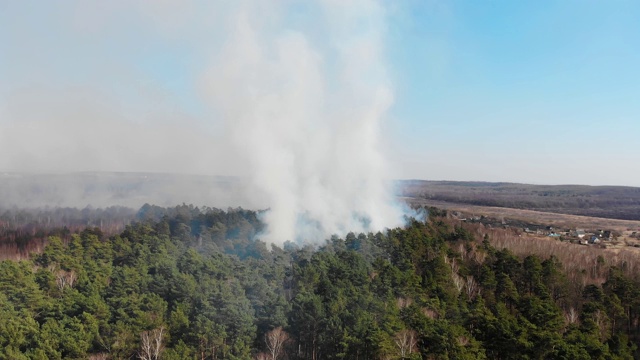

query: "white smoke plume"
xmin=204 ymin=0 xmax=408 ymax=244
xmin=0 ymin=0 xmax=413 ymax=245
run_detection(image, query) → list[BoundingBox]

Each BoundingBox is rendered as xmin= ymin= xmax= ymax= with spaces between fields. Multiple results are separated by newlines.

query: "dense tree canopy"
xmin=0 ymin=205 xmax=638 ymax=359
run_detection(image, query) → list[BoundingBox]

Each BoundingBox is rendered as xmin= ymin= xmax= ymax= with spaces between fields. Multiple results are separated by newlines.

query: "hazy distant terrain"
xmin=3 ymin=173 xmax=640 ymax=222
xmin=0 ymin=172 xmax=249 ymax=209
xmin=399 ymin=180 xmax=640 ymax=221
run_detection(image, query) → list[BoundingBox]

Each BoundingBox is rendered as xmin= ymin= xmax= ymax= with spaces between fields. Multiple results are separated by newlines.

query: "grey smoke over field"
xmin=204 ymin=0 xmax=408 ymax=244
xmin=0 ymin=0 xmax=411 ymax=245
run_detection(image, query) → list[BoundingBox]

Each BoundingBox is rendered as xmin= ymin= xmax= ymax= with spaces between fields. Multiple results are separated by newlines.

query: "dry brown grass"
xmin=402 ymin=198 xmax=640 ymax=232
xmin=406 ymin=197 xmax=640 ymax=284
xmin=456 ymin=220 xmax=640 ymax=285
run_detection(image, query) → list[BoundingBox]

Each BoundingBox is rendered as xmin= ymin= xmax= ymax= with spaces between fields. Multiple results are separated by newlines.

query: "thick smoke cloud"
xmin=0 ymin=0 xmax=411 ymax=245
xmin=204 ymin=0 xmax=407 ymax=244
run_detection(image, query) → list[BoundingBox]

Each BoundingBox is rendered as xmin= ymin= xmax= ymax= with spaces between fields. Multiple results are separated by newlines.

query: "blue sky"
xmin=1 ymin=1 xmax=639 ymax=186
xmin=387 ymin=1 xmax=640 ymax=185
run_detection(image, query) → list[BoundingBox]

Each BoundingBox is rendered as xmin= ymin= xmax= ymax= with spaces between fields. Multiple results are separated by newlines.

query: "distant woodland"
xmin=4 ymin=173 xmax=639 ymax=221
xmin=0 ymin=205 xmax=639 ymax=359
xmin=400 ymin=180 xmax=640 ymax=221
xmin=0 ymin=206 xmax=136 ymax=261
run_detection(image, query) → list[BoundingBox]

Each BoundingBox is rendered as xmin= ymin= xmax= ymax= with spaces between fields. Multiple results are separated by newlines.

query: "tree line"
xmin=0 ymin=206 xmax=135 ymax=261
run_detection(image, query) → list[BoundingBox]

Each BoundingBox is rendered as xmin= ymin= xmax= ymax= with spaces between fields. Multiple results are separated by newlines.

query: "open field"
xmin=399 ymin=180 xmax=640 ymax=221
xmin=402 ymin=197 xmax=640 ymax=232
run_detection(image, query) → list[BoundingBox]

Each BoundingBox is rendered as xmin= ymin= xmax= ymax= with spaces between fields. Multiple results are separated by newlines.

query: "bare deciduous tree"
xmin=396 ymin=297 xmax=413 ymax=309
xmin=139 ymin=327 xmax=165 ymax=360
xmin=422 ymin=307 xmax=438 ymax=319
xmin=265 ymin=327 xmax=289 ymax=360
xmin=394 ymin=329 xmax=417 ymax=359
xmin=457 ymin=336 xmax=470 ymax=346
xmin=451 ymin=273 xmax=464 ymax=293
xmin=593 ymin=310 xmax=609 ymax=341
xmin=443 ymin=256 xmax=459 ymax=273
xmin=458 ymin=243 xmax=468 ymax=261
xmin=55 ymin=269 xmax=77 ymax=291
xmin=465 ymin=275 xmax=480 ymax=299
xmin=564 ymin=307 xmax=579 ymax=325
xmin=473 ymin=247 xmax=487 ymax=264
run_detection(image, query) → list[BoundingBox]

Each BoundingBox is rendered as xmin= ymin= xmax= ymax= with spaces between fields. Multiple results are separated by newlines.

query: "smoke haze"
xmin=204 ymin=1 xmax=408 ymax=244
xmin=0 ymin=1 xmax=410 ymax=245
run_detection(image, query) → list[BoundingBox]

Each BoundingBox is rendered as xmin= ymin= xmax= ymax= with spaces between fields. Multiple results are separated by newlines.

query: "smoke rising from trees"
xmin=204 ymin=1 xmax=407 ymax=244
xmin=0 ymin=0 xmax=410 ymax=245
